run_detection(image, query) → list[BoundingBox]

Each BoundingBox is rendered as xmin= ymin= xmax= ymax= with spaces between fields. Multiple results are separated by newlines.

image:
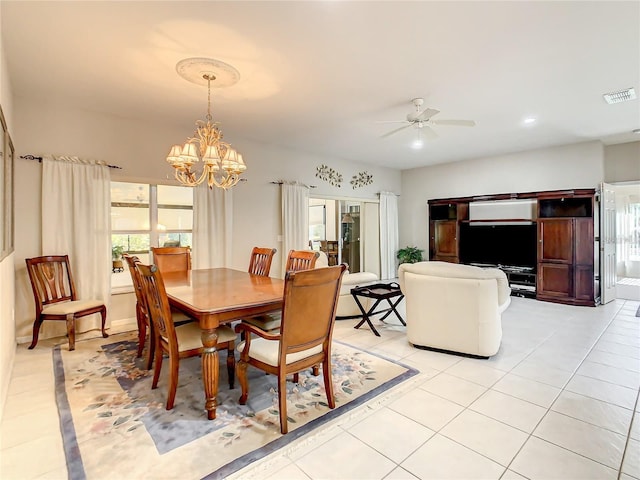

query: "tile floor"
xmin=1 ymin=297 xmax=639 ymax=480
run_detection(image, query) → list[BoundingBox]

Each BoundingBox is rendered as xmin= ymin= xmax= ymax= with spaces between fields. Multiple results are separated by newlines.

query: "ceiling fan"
xmin=379 ymin=98 xmax=476 ymax=139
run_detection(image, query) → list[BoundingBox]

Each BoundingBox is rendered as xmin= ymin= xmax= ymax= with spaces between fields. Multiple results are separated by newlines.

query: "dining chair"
xmin=235 ymin=264 xmax=347 ymax=434
xmin=248 ymin=247 xmax=277 ymax=277
xmin=242 ymin=248 xmax=318 ymax=335
xmin=150 ymin=246 xmax=192 ymax=274
xmin=241 ymin=247 xmax=279 ymax=335
xmin=25 ymin=255 xmax=108 ymax=351
xmin=136 ymin=262 xmax=236 ymax=410
xmin=122 ymin=254 xmax=192 ymax=369
xmin=285 ymin=250 xmax=320 ymax=273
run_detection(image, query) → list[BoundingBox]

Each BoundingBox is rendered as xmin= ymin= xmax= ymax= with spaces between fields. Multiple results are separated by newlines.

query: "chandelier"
xmin=166 ymin=58 xmax=246 ymax=189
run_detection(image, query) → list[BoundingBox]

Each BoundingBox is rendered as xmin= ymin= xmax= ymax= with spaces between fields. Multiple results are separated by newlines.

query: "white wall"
xmin=604 ymin=141 xmax=640 ymax=183
xmin=0 ymin=17 xmax=16 ymax=422
xmin=399 ymin=141 xmax=605 ymax=252
xmin=11 ymin=97 xmax=401 ymax=343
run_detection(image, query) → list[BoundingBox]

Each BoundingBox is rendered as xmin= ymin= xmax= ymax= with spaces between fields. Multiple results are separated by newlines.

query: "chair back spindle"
xmin=248 ymin=247 xmax=277 ymax=277
xmin=285 ymin=250 xmax=320 ymax=273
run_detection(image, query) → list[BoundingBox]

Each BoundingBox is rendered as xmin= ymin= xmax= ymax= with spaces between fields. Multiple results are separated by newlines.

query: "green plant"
xmin=397 ymin=246 xmax=424 ymax=264
xmin=112 ymin=245 xmax=126 ymax=260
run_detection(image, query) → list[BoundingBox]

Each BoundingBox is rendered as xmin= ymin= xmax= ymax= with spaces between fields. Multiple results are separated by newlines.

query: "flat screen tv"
xmin=459 ymin=223 xmax=537 ymax=269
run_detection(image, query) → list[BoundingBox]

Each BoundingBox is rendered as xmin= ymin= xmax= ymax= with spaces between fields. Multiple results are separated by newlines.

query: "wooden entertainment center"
xmin=428 ymin=188 xmax=598 ymax=306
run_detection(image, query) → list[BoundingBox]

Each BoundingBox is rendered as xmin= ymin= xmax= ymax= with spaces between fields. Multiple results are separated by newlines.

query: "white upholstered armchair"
xmin=398 ymin=261 xmax=511 ymax=358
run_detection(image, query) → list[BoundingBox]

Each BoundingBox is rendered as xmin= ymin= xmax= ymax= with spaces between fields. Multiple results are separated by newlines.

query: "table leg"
xmin=354 ymin=297 xmax=383 ymax=337
xmin=378 ymin=296 xmax=406 ymax=325
xmin=201 ymin=328 xmax=219 ymax=420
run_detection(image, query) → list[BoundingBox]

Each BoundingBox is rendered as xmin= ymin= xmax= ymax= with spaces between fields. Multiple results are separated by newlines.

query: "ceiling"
xmin=1 ymin=1 xmax=639 ymax=170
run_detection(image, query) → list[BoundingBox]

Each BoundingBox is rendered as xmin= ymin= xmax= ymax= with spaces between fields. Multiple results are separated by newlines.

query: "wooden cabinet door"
xmin=575 ymin=265 xmax=594 ymax=301
xmin=539 ymin=219 xmax=573 ymax=263
xmin=434 ymin=220 xmax=458 ymax=259
xmin=538 ymin=263 xmax=572 ymax=298
xmin=574 ymin=218 xmax=594 ymax=266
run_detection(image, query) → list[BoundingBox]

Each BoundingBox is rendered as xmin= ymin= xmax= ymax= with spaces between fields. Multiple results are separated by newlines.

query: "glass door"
xmin=340 ymin=201 xmax=361 ymax=272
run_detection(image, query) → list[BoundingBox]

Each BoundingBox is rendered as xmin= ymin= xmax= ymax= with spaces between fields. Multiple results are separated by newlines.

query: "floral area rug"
xmin=54 ymin=331 xmax=418 ymax=479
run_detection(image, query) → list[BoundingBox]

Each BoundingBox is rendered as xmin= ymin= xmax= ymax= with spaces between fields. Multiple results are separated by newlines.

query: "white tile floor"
xmin=1 ymin=297 xmax=639 ymax=480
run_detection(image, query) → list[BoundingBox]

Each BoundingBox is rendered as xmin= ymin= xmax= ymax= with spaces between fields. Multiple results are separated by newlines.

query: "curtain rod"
xmin=20 ymin=154 xmax=123 ymax=170
xmin=271 ymin=181 xmax=317 ymax=188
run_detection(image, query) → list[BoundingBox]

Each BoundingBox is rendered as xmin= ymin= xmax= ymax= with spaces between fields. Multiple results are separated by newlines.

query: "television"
xmin=459 ymin=223 xmax=537 ymax=270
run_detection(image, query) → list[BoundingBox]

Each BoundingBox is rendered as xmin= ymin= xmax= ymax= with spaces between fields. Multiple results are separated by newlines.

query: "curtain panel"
xmin=41 ymin=156 xmax=111 ymax=337
xmin=192 ymin=183 xmax=233 ymax=269
xmin=379 ymin=191 xmax=399 ymax=280
xmin=281 ymin=182 xmax=310 ymax=275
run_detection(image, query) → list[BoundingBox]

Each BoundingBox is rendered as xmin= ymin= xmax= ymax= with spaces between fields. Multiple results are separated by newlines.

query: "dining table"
xmin=162 ymin=267 xmax=285 ymax=420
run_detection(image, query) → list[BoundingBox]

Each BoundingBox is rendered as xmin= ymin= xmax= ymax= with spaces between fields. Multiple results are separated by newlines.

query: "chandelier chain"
xmin=205 ymin=74 xmax=213 ymax=122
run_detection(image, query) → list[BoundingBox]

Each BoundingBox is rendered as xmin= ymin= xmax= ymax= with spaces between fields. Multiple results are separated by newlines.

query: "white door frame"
xmin=600 ymin=182 xmax=617 ymax=304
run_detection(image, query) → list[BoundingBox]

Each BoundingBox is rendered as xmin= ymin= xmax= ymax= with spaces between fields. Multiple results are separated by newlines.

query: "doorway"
xmin=612 ymin=181 xmax=640 ymax=300
xmin=308 ymin=197 xmax=380 ymax=276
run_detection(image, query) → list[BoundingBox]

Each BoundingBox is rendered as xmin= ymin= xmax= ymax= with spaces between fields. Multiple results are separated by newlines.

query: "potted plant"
xmin=112 ymin=245 xmax=126 ymax=272
xmin=397 ymin=246 xmax=424 ymax=264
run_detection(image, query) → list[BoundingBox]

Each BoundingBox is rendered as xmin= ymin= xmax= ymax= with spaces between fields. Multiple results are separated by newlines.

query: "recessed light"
xmin=523 ymin=117 xmax=537 ymax=125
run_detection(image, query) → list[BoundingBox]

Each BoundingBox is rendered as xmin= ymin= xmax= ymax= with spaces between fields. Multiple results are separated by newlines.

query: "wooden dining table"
xmin=162 ymin=268 xmax=285 ymax=420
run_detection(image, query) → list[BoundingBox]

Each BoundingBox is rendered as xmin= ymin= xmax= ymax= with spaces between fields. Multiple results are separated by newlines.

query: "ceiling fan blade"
xmin=416 ymin=108 xmax=440 ymax=121
xmin=381 ymin=123 xmax=413 ymax=138
xmin=374 ymin=120 xmax=410 ymax=124
xmin=432 ymin=119 xmax=476 ymax=127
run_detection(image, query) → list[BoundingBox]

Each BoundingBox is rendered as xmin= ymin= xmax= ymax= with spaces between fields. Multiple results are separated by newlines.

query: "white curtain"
xmin=281 ymin=182 xmax=309 ymax=274
xmin=41 ymin=156 xmax=111 ymax=336
xmin=379 ymin=191 xmax=399 ymax=280
xmin=192 ymin=183 xmax=233 ymax=269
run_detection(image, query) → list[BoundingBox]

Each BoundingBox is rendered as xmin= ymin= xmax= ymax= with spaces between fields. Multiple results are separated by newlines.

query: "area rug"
xmin=54 ymin=331 xmax=418 ymax=479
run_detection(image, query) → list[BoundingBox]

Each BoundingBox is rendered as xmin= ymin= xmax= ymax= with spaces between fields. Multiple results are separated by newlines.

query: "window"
xmin=111 ymin=182 xmax=193 ymax=290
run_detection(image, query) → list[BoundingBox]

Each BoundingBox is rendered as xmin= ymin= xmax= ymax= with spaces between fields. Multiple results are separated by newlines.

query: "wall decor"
xmin=315 ymin=164 xmax=343 ymax=187
xmin=350 ymin=171 xmax=373 ymax=189
xmin=0 ymin=104 xmax=14 ymax=261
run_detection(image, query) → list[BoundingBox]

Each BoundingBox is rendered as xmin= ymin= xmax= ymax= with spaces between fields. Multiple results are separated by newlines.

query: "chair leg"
xmin=293 ymin=373 xmax=299 ymax=383
xmin=145 ymin=321 xmax=155 ymax=371
xmin=136 ymin=308 xmax=146 ymax=358
xmin=322 ymin=358 xmax=336 ymax=409
xmin=152 ymin=341 xmax=163 ymax=389
xmin=278 ymin=374 xmax=289 ymax=434
xmin=312 ymin=365 xmax=320 ymax=376
xmin=237 ymin=359 xmax=249 ymax=404
xmin=100 ymin=306 xmax=109 ymax=339
xmin=28 ymin=316 xmax=43 ymax=349
xmin=226 ymin=346 xmax=235 ymax=390
xmin=66 ymin=313 xmax=76 ymax=351
xmin=165 ymin=354 xmax=179 ymax=410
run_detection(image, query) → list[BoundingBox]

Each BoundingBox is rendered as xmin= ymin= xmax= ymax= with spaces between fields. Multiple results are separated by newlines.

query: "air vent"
xmin=603 ymin=87 xmax=636 ymax=104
